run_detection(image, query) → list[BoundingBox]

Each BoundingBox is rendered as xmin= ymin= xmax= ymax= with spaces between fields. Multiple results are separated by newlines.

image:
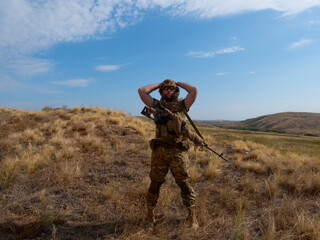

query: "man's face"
xmin=162 ymin=86 xmax=176 ymax=101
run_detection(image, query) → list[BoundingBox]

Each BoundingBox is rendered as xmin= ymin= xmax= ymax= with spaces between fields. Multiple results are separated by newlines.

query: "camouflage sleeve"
xmin=152 ymin=98 xmax=160 ymax=108
xmin=182 ymin=129 xmax=204 ymax=146
xmin=181 ymin=99 xmax=189 ymax=112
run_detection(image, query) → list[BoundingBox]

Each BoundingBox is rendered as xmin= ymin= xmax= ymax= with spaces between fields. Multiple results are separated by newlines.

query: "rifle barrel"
xmin=204 ymin=144 xmax=229 ymax=162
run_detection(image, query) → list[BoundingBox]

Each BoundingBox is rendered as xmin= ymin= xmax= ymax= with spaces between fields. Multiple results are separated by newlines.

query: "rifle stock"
xmin=141 ymin=106 xmax=155 ymax=120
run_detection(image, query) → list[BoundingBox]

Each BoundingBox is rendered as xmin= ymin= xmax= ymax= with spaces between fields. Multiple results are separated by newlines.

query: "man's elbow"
xmin=138 ymin=88 xmax=144 ymax=95
xmin=192 ymin=87 xmax=198 ymax=97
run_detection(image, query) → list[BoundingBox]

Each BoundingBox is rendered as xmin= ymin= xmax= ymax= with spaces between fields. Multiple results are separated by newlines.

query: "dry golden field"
xmin=1 ymin=107 xmax=320 ymax=240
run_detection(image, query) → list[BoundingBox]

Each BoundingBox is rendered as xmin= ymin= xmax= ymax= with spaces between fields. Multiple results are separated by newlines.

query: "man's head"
xmin=159 ymin=79 xmax=179 ymax=101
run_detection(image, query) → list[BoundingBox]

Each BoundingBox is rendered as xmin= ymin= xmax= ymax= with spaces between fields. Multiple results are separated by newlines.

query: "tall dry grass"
xmin=0 ymin=106 xmax=153 ymax=188
xmin=1 ymin=107 xmax=320 ymax=239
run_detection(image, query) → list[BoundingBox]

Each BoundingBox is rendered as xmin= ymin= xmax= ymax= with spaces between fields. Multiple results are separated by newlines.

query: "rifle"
xmin=203 ymin=142 xmax=229 ymax=162
xmin=141 ymin=106 xmax=155 ymax=120
xmin=141 ymin=106 xmax=229 ymax=162
xmin=181 ymin=108 xmax=229 ymax=162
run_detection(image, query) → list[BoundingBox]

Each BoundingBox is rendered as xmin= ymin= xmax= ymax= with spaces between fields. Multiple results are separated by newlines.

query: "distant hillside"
xmin=204 ymin=112 xmax=320 ymax=136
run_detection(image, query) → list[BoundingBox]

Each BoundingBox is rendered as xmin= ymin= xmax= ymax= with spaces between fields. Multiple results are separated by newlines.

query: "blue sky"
xmin=1 ymin=1 xmax=320 ymax=120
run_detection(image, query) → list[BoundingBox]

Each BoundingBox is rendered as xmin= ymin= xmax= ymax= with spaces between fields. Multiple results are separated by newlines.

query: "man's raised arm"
xmin=176 ymin=81 xmax=198 ymax=110
xmin=138 ymin=83 xmax=160 ymax=108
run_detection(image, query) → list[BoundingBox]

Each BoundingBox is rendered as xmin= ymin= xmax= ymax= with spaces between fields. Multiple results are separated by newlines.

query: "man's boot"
xmin=145 ymin=204 xmax=155 ymax=228
xmin=186 ymin=206 xmax=199 ymax=230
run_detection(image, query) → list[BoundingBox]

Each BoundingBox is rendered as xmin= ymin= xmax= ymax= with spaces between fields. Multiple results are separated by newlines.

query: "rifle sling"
xmin=181 ymin=105 xmax=229 ymax=162
xmin=181 ymin=107 xmax=204 ymax=140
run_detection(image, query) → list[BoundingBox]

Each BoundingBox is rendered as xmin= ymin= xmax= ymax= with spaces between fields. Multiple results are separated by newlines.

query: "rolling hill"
xmin=205 ymin=112 xmax=320 ymax=136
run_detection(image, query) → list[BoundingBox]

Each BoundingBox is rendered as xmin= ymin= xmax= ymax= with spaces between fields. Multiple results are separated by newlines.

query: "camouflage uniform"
xmin=146 ymin=97 xmax=196 ymax=209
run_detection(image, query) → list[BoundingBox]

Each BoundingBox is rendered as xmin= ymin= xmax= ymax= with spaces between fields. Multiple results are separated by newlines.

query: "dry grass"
xmin=190 ymin=164 xmax=202 ymax=182
xmin=1 ymin=107 xmax=320 ymax=239
xmin=102 ymin=186 xmax=115 ymax=201
xmin=0 ymin=156 xmax=19 ymax=188
xmin=206 ymin=159 xmax=222 ymax=180
xmin=233 ymin=140 xmax=250 ymax=153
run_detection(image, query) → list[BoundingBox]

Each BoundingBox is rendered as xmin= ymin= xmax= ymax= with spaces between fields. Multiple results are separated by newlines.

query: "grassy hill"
xmin=205 ymin=112 xmax=320 ymax=136
xmin=1 ymin=107 xmax=320 ymax=239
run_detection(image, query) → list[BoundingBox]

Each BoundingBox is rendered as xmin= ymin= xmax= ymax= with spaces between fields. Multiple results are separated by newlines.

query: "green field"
xmin=199 ymin=125 xmax=320 ymax=157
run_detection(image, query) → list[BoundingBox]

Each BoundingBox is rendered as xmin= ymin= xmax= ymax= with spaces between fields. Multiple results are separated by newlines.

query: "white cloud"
xmin=189 ymin=46 xmax=245 ymax=58
xmin=250 ymin=71 xmax=255 ymax=74
xmin=216 ymin=72 xmax=232 ymax=76
xmin=0 ymin=0 xmax=123 ymax=77
xmin=1 ymin=0 xmax=320 ymax=57
xmin=52 ymin=78 xmax=94 ymax=87
xmin=0 ymin=1 xmax=117 ymax=57
xmin=0 ymin=73 xmax=21 ymax=91
xmin=6 ymin=57 xmax=54 ymax=76
xmin=216 ymin=46 xmax=245 ymax=54
xmin=271 ymin=1 xmax=320 ymax=17
xmin=95 ymin=64 xmax=123 ymax=72
xmin=288 ymin=39 xmax=313 ymax=49
xmin=188 ymin=51 xmax=213 ymax=58
xmin=156 ymin=1 xmax=320 ymax=18
xmin=1 ymin=0 xmax=320 ymax=76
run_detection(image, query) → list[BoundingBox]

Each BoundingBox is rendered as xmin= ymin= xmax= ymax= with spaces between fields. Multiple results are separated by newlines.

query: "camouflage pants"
xmin=146 ymin=146 xmax=196 ymax=208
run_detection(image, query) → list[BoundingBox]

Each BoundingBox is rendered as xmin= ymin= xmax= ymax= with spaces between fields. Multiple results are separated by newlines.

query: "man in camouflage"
xmin=138 ymin=79 xmax=203 ymax=230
